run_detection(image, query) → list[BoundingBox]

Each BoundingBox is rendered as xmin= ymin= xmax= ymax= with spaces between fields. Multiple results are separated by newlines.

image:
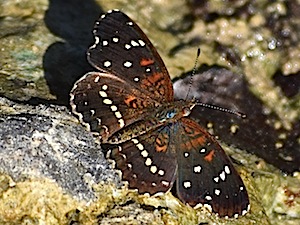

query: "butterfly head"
xmin=155 ymin=100 xmax=196 ymax=123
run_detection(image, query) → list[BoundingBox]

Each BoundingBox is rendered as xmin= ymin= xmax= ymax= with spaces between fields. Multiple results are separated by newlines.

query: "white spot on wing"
xmin=141 ymin=150 xmax=148 ymax=157
xmin=214 ymin=189 xmax=221 ymax=196
xmin=112 ymin=37 xmax=119 ymax=43
xmin=193 ymin=165 xmax=202 ymax=173
xmin=123 ymin=61 xmax=132 ymax=68
xmin=205 ymin=195 xmax=212 ymax=201
xmin=150 ymin=165 xmax=157 ymax=173
xmin=138 ymin=39 xmax=146 ymax=46
xmin=220 ymin=171 xmax=226 ymax=181
xmin=102 ymin=40 xmax=108 ymax=46
xmin=158 ymin=170 xmax=165 ymax=176
xmin=111 ymin=105 xmax=117 ymax=111
xmin=96 ymin=118 xmax=101 ymax=125
xmin=90 ymin=36 xmax=100 ymax=49
xmin=103 ymin=60 xmax=111 ymax=67
xmin=184 ymin=152 xmax=189 ymax=158
xmin=161 ymin=180 xmax=169 ymax=186
xmin=118 ymin=119 xmax=125 ymax=128
xmin=145 ymin=158 xmax=152 ymax=166
xmin=103 ymin=99 xmax=112 ymax=105
xmin=213 ymin=177 xmax=219 ymax=183
xmin=115 ymin=111 xmax=122 ymax=119
xmin=99 ymin=91 xmax=107 ymax=98
xmin=199 ymin=148 xmax=206 ymax=153
xmin=125 ymin=44 xmax=131 ymax=49
xmin=136 ymin=143 xmax=144 ymax=150
xmin=183 ymin=181 xmax=191 ymax=189
xmin=132 ymin=139 xmax=138 ymax=144
xmin=224 ymin=165 xmax=231 ymax=174
xmin=131 ymin=40 xmax=139 ymax=46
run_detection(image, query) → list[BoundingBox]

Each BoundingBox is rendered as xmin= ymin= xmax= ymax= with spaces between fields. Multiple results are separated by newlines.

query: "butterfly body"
xmin=70 ymin=9 xmax=250 ymax=217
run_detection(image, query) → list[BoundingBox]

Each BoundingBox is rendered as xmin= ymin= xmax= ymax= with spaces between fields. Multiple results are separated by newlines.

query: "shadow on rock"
xmin=43 ymin=0 xmax=103 ymax=105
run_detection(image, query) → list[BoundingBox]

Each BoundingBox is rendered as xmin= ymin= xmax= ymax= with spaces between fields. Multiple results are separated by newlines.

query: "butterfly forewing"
xmin=176 ymin=118 xmax=249 ymax=217
xmin=109 ymin=127 xmax=177 ymax=194
xmin=88 ymin=10 xmax=173 ymax=102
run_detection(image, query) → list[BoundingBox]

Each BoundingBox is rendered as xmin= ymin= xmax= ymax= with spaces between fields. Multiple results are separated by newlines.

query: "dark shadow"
xmin=43 ymin=0 xmax=104 ymax=105
xmin=273 ymin=70 xmax=300 ymax=98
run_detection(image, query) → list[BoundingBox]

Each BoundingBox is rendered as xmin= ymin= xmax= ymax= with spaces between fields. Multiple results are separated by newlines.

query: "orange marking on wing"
xmin=147 ymin=72 xmax=163 ymax=84
xmin=156 ymin=144 xmax=167 ymax=152
xmin=124 ymin=95 xmax=137 ymax=108
xmin=155 ymin=134 xmax=168 ymax=152
xmin=140 ymin=58 xmax=154 ymax=66
xmin=181 ymin=135 xmax=206 ymax=150
xmin=204 ymin=150 xmax=215 ymax=162
xmin=141 ymin=73 xmax=164 ymax=89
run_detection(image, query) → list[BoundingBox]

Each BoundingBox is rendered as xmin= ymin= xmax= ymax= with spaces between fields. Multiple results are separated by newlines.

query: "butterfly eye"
xmin=182 ymin=107 xmax=191 ymax=117
xmin=166 ymin=110 xmax=176 ymax=119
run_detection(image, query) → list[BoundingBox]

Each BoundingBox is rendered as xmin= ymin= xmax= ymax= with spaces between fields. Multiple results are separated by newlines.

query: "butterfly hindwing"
xmin=176 ymin=118 xmax=249 ymax=217
xmin=109 ymin=126 xmax=177 ymax=194
xmin=70 ymin=72 xmax=164 ymax=142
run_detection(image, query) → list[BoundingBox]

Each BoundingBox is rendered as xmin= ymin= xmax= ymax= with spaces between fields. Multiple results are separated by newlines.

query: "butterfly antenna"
xmin=196 ymin=102 xmax=247 ymax=118
xmin=185 ymin=48 xmax=201 ymax=100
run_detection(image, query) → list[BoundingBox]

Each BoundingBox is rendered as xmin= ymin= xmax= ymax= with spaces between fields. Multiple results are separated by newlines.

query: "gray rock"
xmin=0 ymin=97 xmax=120 ymax=201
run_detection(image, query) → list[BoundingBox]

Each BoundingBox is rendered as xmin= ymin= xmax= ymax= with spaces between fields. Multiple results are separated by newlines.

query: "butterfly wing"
xmin=70 ymin=72 xmax=164 ymax=142
xmin=108 ymin=126 xmax=177 ymax=194
xmin=176 ymin=118 xmax=250 ymax=217
xmin=71 ymin=10 xmax=175 ymax=142
xmin=88 ymin=10 xmax=173 ymax=102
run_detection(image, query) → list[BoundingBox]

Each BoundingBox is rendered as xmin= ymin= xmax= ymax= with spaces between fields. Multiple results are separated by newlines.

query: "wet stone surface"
xmin=0 ymin=97 xmax=120 ymax=201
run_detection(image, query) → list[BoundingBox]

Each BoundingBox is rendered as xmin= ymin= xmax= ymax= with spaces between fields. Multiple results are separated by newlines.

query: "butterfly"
xmin=70 ymin=9 xmax=250 ymax=218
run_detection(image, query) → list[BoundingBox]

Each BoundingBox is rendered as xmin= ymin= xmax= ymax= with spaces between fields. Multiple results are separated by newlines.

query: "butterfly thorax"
xmin=106 ymin=100 xmax=196 ymax=144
